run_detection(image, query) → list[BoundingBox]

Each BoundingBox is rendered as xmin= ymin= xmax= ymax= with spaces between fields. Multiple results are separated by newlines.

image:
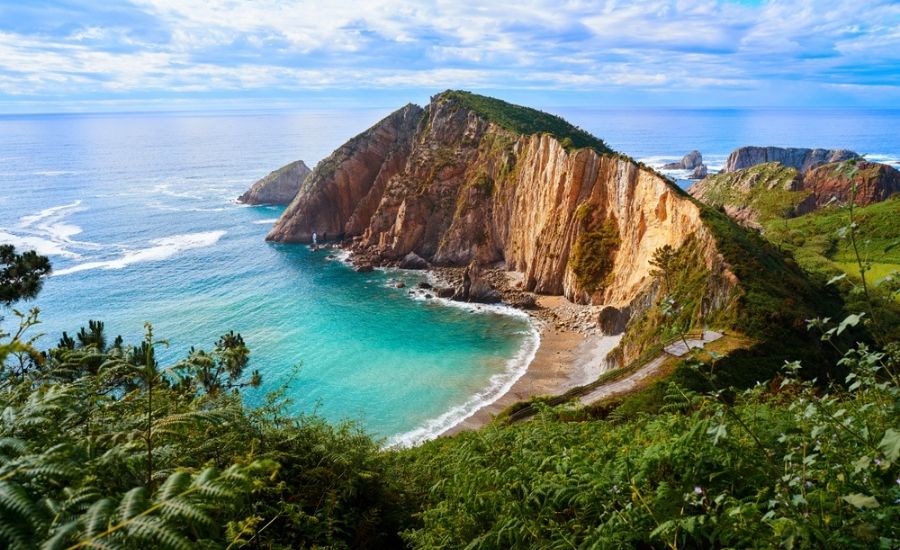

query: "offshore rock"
xmin=239 ymin=160 xmax=312 ymax=205
xmin=663 ymin=150 xmax=703 ymax=170
xmin=723 ymin=146 xmax=858 ymax=174
xmin=689 ymin=164 xmax=708 ymax=179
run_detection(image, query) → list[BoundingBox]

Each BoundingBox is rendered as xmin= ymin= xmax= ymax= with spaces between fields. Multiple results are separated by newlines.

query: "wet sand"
xmin=443 ymin=295 xmax=621 ymax=436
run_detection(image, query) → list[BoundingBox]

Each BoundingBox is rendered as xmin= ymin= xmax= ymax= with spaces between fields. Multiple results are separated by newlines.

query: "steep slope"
xmin=238 ymin=160 xmax=312 ymax=205
xmin=688 ymin=162 xmax=812 ymax=227
xmin=723 ymin=146 xmax=858 ymax=173
xmin=803 ymin=161 xmax=900 ymax=207
xmin=268 ymin=91 xmax=828 ymax=363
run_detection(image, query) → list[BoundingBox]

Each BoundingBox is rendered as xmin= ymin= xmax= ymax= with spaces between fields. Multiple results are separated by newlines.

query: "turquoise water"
xmin=0 ymin=111 xmax=537 ymax=445
xmin=1 ymin=107 xmax=898 ymax=444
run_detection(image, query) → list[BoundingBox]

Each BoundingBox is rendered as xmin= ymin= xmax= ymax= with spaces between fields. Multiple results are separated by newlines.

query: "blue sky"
xmin=0 ymin=0 xmax=898 ymax=113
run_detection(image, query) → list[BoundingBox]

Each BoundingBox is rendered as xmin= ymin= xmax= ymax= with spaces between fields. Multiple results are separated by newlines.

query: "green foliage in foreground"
xmin=438 ymin=90 xmax=612 ymax=154
xmin=0 ymin=317 xmax=412 ymax=549
xmin=400 ymin=335 xmax=900 ymax=549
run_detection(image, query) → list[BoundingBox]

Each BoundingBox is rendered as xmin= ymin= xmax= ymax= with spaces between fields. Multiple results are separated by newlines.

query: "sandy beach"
xmin=443 ymin=295 xmax=622 ymax=436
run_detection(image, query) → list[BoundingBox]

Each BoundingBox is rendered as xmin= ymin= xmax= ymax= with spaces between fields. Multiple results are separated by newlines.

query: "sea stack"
xmin=238 ymin=160 xmax=312 ymax=205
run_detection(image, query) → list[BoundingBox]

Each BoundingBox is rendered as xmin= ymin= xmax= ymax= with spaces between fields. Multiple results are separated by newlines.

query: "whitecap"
xmin=33 ymin=170 xmax=78 ymax=177
xmin=53 ymin=230 xmax=226 ymax=276
xmin=252 ymin=218 xmax=280 ymax=225
xmin=18 ymin=201 xmax=82 ymax=228
xmin=0 ymin=230 xmax=81 ymax=259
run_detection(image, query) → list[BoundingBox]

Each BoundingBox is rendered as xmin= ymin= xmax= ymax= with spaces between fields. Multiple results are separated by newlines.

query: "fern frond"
xmin=123 ymin=516 xmax=193 ymax=550
xmin=115 ymin=487 xmax=147 ymax=522
xmin=0 ymin=480 xmax=40 ymax=524
xmin=157 ymin=471 xmax=190 ymax=501
xmin=158 ymin=497 xmax=215 ymax=529
xmin=81 ymin=498 xmax=114 ymax=537
xmin=40 ymin=520 xmax=78 ymax=550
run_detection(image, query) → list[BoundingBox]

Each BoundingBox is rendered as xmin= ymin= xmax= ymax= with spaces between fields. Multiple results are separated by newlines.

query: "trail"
xmin=579 ymin=331 xmax=723 ymax=406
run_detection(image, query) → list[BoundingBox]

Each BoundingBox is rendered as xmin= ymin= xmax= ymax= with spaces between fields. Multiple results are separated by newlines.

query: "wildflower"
xmin=694 ymin=486 xmax=703 ymax=495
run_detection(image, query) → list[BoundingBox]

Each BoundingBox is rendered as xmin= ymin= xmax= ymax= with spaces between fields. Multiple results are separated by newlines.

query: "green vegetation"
xmin=438 ymin=90 xmax=612 ymax=154
xmin=694 ymin=162 xmax=809 ymax=224
xmin=2 ymin=244 xmax=898 ymax=548
xmin=569 ymin=203 xmax=621 ymax=296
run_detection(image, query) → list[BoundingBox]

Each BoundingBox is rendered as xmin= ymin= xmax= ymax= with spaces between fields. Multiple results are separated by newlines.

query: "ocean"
xmin=1 ymin=106 xmax=898 ymax=445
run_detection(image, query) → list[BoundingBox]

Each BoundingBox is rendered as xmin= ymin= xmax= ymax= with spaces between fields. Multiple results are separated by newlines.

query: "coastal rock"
xmin=663 ymin=150 xmax=702 ymax=170
xmin=435 ymin=287 xmax=455 ymax=298
xmin=689 ymin=164 xmax=708 ymax=179
xmin=399 ymin=252 xmax=430 ymax=270
xmin=238 ymin=160 xmax=312 ymax=205
xmin=266 ymin=104 xmax=424 ymax=243
xmin=508 ymin=293 xmax=537 ymax=310
xmin=598 ymin=305 xmax=630 ymax=334
xmin=802 ymin=161 xmax=900 ymax=208
xmin=267 ymin=91 xmax=753 ymax=363
xmin=355 ymin=264 xmax=374 ymax=273
xmin=723 ymin=146 xmax=858 ymax=174
xmin=417 ymin=281 xmax=433 ymax=289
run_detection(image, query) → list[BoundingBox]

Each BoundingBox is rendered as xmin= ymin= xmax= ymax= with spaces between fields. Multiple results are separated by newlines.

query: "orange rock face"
xmin=268 ymin=94 xmax=736 ymax=313
xmin=802 ymin=161 xmax=900 ymax=208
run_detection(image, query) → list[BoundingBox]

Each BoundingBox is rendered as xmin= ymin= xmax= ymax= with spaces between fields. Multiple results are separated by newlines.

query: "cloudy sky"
xmin=0 ymin=0 xmax=898 ymax=113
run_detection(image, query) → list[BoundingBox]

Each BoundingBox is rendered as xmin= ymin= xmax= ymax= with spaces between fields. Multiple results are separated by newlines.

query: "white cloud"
xmin=0 ymin=0 xmax=896 ymax=106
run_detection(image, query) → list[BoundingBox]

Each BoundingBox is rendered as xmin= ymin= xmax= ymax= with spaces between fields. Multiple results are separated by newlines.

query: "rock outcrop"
xmin=803 ymin=161 xmax=900 ymax=208
xmin=266 ymin=91 xmax=828 ymax=364
xmin=238 ymin=160 xmax=312 ymax=205
xmin=690 ymin=159 xmax=900 ymax=227
xmin=663 ymin=150 xmax=703 ymax=170
xmin=268 ymin=91 xmax=737 ymax=315
xmin=723 ymin=146 xmax=858 ymax=174
xmin=689 ymin=164 xmax=708 ymax=179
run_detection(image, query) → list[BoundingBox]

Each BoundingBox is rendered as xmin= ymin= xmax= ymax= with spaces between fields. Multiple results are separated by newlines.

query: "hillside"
xmin=267 ymin=91 xmax=834 ymax=367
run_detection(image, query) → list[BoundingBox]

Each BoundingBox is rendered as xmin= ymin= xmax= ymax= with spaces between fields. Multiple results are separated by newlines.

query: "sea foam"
xmin=54 ymin=230 xmax=226 ymax=276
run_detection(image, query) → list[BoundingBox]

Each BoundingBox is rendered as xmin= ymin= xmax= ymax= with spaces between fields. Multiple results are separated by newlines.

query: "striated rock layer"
xmin=239 ymin=160 xmax=312 ymax=205
xmin=723 ymin=146 xmax=858 ymax=174
xmin=268 ymin=92 xmax=740 ymax=327
xmin=803 ymin=161 xmax=900 ymax=208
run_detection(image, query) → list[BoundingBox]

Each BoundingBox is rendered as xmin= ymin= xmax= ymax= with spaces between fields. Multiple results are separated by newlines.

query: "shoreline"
xmin=333 ymin=245 xmax=618 ymax=445
xmin=441 ymin=295 xmax=621 ymax=437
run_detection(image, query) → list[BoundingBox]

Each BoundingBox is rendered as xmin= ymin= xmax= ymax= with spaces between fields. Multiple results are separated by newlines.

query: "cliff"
xmin=803 ymin=161 xmax=900 ymax=208
xmin=268 ymin=91 xmax=827 ymax=363
xmin=239 ymin=160 xmax=312 ymax=205
xmin=690 ymin=159 xmax=900 ymax=228
xmin=688 ymin=163 xmax=813 ymax=228
xmin=723 ymin=146 xmax=858 ymax=174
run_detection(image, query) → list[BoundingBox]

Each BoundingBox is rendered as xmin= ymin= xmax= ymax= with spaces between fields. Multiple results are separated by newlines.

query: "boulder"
xmin=399 ymin=251 xmax=430 ymax=270
xmin=598 ymin=305 xmax=630 ymax=334
xmin=435 ymin=287 xmax=455 ymax=298
xmin=509 ymin=294 xmax=538 ymax=309
xmin=355 ymin=264 xmax=374 ymax=273
xmin=417 ymin=281 xmax=433 ymax=289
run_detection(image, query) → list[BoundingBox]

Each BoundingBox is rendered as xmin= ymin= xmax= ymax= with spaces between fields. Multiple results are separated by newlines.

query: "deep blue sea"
xmin=1 ymin=107 xmax=898 ymax=445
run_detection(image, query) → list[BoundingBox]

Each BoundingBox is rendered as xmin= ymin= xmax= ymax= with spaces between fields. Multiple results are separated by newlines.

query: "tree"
xmin=0 ymin=245 xmax=52 ymax=307
xmin=176 ymin=330 xmax=261 ymax=396
xmin=649 ymin=244 xmax=691 ymax=351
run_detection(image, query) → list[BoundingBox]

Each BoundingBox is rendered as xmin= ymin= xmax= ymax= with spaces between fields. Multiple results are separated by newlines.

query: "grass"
xmin=436 ymin=90 xmax=613 ymax=154
xmin=693 ymin=162 xmax=808 ymax=224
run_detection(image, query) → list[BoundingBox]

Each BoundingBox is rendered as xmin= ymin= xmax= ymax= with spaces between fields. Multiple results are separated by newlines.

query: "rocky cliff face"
xmin=690 ymin=159 xmax=900 ymax=228
xmin=723 ymin=146 xmax=858 ymax=174
xmin=268 ymin=92 xmax=739 ymax=327
xmin=803 ymin=161 xmax=900 ymax=208
xmin=238 ymin=160 xmax=312 ymax=205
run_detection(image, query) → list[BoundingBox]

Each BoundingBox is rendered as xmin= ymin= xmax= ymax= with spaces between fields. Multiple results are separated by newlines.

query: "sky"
xmin=0 ymin=0 xmax=898 ymax=113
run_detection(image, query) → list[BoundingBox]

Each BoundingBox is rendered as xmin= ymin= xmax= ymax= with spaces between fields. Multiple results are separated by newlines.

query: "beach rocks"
xmin=417 ymin=281 xmax=433 ymax=289
xmin=399 ymin=252 xmax=430 ymax=270
xmin=435 ymin=287 xmax=455 ymax=298
xmin=395 ymin=281 xmax=406 ymax=288
xmin=508 ymin=293 xmax=538 ymax=310
xmin=355 ymin=264 xmax=374 ymax=273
